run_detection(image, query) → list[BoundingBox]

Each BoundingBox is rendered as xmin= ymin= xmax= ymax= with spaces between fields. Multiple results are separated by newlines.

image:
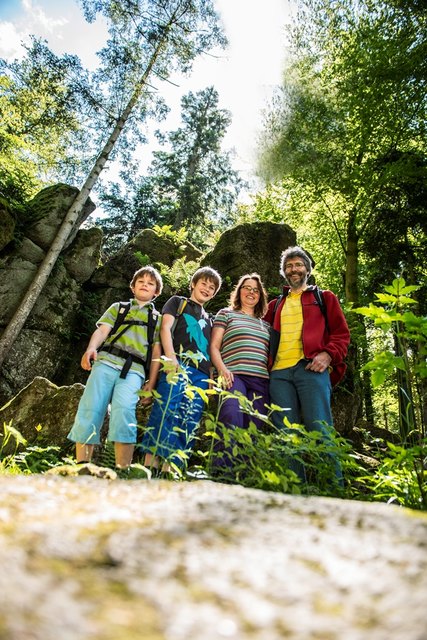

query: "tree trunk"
xmin=394 ymin=327 xmax=417 ymax=441
xmin=0 ymin=19 xmax=174 ymax=369
xmin=344 ymin=211 xmax=359 ymax=306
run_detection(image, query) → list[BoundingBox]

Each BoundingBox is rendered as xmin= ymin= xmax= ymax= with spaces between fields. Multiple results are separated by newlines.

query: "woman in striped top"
xmin=210 ymin=273 xmax=270 ymax=435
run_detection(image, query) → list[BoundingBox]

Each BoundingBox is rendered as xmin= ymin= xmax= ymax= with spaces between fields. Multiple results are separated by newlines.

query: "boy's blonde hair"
xmin=130 ymin=266 xmax=163 ymax=295
xmin=190 ymin=266 xmax=222 ymax=293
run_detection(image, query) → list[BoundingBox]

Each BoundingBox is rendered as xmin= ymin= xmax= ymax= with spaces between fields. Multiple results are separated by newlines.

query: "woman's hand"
xmin=219 ymin=368 xmax=234 ymax=389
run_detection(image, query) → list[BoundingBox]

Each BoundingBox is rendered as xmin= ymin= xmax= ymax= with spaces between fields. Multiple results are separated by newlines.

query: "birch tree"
xmin=0 ymin=0 xmax=225 ymax=367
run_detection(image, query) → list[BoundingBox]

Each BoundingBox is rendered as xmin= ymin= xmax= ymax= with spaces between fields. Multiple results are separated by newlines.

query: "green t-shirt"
xmin=97 ymin=299 xmax=161 ymax=378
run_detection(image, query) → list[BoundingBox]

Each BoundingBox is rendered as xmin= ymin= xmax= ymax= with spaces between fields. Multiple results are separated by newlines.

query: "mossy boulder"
xmin=25 ymin=184 xmax=95 ymax=251
xmin=201 ymin=221 xmax=296 ymax=300
xmin=0 ymin=376 xmax=83 ymax=456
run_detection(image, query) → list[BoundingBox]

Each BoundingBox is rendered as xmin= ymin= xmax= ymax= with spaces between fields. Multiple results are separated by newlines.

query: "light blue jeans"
xmin=140 ymin=363 xmax=209 ymax=467
xmin=270 ymin=359 xmax=343 ymax=485
xmin=68 ymin=361 xmax=143 ymax=445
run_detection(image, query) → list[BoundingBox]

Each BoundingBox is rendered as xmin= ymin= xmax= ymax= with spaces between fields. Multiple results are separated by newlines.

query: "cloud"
xmin=0 ymin=21 xmax=28 ymax=59
xmin=0 ymin=0 xmax=72 ymax=61
xmin=22 ymin=0 xmax=68 ymax=34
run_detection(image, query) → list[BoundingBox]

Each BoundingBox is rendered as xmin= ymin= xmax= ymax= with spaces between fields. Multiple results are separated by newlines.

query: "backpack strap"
xmin=272 ymin=294 xmax=284 ymax=319
xmin=312 ymin=287 xmax=329 ymax=333
xmin=171 ymin=297 xmax=188 ymax=337
xmin=110 ymin=301 xmax=131 ymax=339
xmin=99 ymin=302 xmax=160 ymax=379
xmin=143 ymin=306 xmax=160 ymax=378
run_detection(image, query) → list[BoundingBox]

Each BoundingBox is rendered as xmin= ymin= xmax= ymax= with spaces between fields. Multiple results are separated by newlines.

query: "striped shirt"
xmin=213 ymin=308 xmax=270 ymax=379
xmin=273 ymin=291 xmax=304 ymax=370
xmin=97 ymin=299 xmax=161 ymax=378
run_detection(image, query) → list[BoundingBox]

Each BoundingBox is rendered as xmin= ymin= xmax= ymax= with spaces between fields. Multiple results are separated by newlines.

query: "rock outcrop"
xmin=0 ymin=186 xmax=100 ymax=403
xmin=25 ymin=183 xmax=95 ymax=250
xmin=0 ymin=476 xmax=425 ymax=640
xmin=0 ymin=182 xmax=358 ymax=438
xmin=0 ymin=377 xmax=83 ymax=457
xmin=201 ymin=221 xmax=297 ymax=293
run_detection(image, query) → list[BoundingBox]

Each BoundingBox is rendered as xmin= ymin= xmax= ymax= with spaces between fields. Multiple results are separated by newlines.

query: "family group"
xmin=67 ymin=246 xmax=350 ymax=484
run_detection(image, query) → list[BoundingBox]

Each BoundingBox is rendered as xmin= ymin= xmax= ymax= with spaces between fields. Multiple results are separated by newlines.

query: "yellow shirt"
xmin=272 ymin=291 xmax=304 ymax=370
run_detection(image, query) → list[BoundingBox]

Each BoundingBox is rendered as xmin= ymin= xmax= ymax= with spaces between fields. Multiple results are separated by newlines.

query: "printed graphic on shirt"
xmin=162 ymin=295 xmax=212 ymax=374
xmin=182 ymin=313 xmax=209 ymax=359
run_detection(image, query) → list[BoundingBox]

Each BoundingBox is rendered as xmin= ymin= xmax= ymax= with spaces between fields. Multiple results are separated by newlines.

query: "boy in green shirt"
xmin=68 ymin=266 xmax=162 ymax=469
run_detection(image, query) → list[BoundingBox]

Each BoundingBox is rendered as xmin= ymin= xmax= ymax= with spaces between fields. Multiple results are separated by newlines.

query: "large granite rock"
xmin=91 ymin=228 xmax=203 ymax=308
xmin=201 ymin=221 xmax=297 ymax=292
xmin=63 ymin=226 xmax=103 ymax=283
xmin=0 ymin=376 xmax=83 ymax=456
xmin=0 ymin=476 xmax=425 ymax=640
xmin=0 ymin=186 xmax=102 ymax=404
xmin=25 ymin=183 xmax=95 ymax=250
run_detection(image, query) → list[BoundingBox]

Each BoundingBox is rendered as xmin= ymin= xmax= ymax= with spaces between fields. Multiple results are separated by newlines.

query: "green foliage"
xmin=1 ymin=386 xmax=426 ymax=511
xmin=0 ymin=421 xmax=27 ymax=474
xmin=354 ymin=277 xmax=427 ymax=438
xmin=153 ymin=224 xmax=188 ymax=244
xmin=354 ymin=277 xmax=427 ymax=385
xmin=0 ymin=40 xmax=87 ymax=206
xmin=356 ymin=439 xmax=427 ymax=510
xmin=200 ymin=386 xmax=352 ymax=496
xmin=157 ymin=257 xmax=199 ymax=293
xmin=257 ymin=0 xmax=426 ymax=307
xmin=97 ymin=86 xmax=245 ymax=253
xmin=13 ymin=445 xmax=63 ymax=474
xmin=134 ymin=251 xmax=151 ymax=267
xmin=0 ymin=421 xmax=65 ymax=474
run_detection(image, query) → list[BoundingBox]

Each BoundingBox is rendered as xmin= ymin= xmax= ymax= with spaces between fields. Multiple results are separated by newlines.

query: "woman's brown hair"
xmin=229 ymin=273 xmax=268 ymax=318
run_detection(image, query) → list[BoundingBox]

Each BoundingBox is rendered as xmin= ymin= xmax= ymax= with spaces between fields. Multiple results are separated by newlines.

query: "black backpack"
xmin=99 ymin=301 xmax=160 ymax=379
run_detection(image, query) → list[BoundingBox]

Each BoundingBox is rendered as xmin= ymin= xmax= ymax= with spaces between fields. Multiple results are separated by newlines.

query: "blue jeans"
xmin=270 ymin=360 xmax=343 ymax=485
xmin=68 ymin=361 xmax=143 ymax=444
xmin=140 ymin=364 xmax=209 ymax=466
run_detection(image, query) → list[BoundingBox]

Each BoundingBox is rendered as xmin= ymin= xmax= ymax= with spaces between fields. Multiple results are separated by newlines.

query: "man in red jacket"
xmin=264 ymin=246 xmax=350 ymax=486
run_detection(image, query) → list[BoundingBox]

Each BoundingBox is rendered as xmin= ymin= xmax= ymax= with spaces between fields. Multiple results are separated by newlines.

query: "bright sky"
xmin=0 ymin=0 xmax=294 ymax=195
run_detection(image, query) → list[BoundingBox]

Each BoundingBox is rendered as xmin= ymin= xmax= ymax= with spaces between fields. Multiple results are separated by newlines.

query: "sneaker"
xmin=185 ymin=468 xmax=211 ymax=481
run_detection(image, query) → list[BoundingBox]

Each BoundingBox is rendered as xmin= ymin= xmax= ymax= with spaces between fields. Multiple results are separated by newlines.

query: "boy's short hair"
xmin=190 ymin=266 xmax=222 ymax=293
xmin=130 ymin=266 xmax=163 ymax=295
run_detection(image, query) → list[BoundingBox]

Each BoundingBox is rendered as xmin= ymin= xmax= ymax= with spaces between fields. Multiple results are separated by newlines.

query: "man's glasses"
xmin=241 ymin=285 xmax=260 ymax=294
xmin=284 ymin=262 xmax=306 ymax=270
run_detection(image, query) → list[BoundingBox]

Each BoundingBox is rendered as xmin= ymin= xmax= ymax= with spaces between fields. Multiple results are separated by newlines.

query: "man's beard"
xmin=285 ymin=273 xmax=307 ymax=290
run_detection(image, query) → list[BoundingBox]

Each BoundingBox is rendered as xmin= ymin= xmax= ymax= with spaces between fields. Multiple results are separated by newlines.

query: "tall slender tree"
xmin=98 ymin=85 xmax=244 ymax=253
xmin=0 ymin=0 xmax=225 ymax=367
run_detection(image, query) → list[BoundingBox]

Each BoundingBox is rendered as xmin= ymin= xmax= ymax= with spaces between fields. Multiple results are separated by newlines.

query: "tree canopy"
xmin=257 ymin=0 xmax=426 ymax=306
xmin=98 ymin=85 xmax=244 ymax=253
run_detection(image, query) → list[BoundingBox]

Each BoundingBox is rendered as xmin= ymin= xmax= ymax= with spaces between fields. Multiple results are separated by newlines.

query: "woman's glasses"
xmin=241 ymin=285 xmax=260 ymax=294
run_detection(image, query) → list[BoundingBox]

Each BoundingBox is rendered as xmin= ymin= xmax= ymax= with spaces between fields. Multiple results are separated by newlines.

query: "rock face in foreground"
xmin=0 ymin=476 xmax=425 ymax=640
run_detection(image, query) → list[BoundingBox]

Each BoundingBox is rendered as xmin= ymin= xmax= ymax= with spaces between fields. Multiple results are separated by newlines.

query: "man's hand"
xmin=305 ymin=351 xmax=332 ymax=373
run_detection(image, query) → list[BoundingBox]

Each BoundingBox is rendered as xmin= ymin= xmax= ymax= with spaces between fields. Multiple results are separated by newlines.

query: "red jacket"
xmin=264 ymin=286 xmax=350 ymax=386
